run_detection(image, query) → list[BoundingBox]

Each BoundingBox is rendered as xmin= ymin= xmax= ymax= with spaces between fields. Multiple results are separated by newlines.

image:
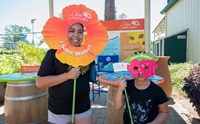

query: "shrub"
xmin=0 ymin=43 xmax=47 ymax=74
xmin=0 ymin=54 xmax=24 ymax=74
xmin=169 ymin=61 xmax=194 ymax=95
xmin=182 ymin=63 xmax=200 ymax=117
xmin=16 ymin=43 xmax=46 ymax=65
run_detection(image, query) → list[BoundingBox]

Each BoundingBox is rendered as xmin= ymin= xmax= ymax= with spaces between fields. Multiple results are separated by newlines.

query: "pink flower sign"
xmin=126 ymin=52 xmax=158 ymax=78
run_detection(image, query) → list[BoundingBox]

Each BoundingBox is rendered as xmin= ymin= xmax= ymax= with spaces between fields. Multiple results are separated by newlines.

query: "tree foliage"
xmin=2 ymin=24 xmax=31 ymax=43
xmin=118 ymin=13 xmax=128 ymax=20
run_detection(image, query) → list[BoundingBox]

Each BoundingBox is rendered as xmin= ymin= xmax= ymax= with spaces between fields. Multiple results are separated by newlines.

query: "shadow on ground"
xmin=167 ymin=98 xmax=200 ymax=124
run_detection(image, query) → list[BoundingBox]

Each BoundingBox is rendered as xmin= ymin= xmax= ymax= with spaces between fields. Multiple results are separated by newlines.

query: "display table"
xmin=98 ymin=72 xmax=164 ymax=124
xmin=98 ymin=72 xmax=164 ymax=87
xmin=0 ymin=72 xmax=48 ymax=124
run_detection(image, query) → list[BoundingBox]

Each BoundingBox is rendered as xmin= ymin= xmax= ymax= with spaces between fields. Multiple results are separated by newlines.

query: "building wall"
xmin=165 ymin=0 xmax=200 ymax=63
xmin=153 ymin=17 xmax=166 ymax=40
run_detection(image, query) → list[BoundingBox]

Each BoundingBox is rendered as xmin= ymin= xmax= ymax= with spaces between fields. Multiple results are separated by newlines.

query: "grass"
xmin=169 ymin=61 xmax=196 ymax=96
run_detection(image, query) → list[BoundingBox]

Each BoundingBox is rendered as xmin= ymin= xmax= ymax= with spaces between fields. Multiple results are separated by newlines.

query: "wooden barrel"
xmin=4 ymin=81 xmax=48 ymax=124
xmin=106 ymin=86 xmax=125 ymax=124
xmin=0 ymin=82 xmax=6 ymax=102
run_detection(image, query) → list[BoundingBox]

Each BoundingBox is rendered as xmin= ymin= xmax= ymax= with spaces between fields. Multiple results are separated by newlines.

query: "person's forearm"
xmin=148 ymin=112 xmax=169 ymax=124
xmin=36 ymin=73 xmax=68 ymax=88
xmin=114 ymin=89 xmax=125 ymax=110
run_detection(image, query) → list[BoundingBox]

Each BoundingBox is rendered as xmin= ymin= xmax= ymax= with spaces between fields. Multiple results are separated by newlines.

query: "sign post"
xmin=19 ymin=34 xmax=27 ymax=38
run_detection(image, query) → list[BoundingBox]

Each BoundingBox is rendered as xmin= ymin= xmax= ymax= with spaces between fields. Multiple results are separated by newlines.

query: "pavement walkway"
xmin=0 ymin=84 xmax=200 ymax=124
xmin=90 ymin=84 xmax=200 ymax=124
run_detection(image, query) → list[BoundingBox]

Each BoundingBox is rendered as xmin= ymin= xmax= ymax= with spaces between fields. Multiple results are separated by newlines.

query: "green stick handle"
xmin=120 ymin=72 xmax=134 ymax=124
xmin=72 ymin=78 xmax=76 ymax=123
xmin=124 ymin=89 xmax=134 ymax=124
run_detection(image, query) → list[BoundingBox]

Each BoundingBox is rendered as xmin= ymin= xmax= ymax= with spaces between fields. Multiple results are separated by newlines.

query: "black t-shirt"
xmin=123 ymin=79 xmax=168 ymax=124
xmin=37 ymin=49 xmax=91 ymax=114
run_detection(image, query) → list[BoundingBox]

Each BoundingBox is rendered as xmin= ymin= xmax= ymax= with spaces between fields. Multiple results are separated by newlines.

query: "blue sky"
xmin=0 ymin=0 xmax=167 ymax=42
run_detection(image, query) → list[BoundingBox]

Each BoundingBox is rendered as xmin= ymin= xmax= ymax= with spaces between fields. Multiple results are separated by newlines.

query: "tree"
xmin=105 ymin=0 xmax=116 ymax=20
xmin=118 ymin=13 xmax=128 ymax=20
xmin=2 ymin=25 xmax=31 ymax=43
xmin=38 ymin=38 xmax=44 ymax=46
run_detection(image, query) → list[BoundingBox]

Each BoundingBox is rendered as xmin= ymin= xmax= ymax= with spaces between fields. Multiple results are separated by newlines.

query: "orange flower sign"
xmin=42 ymin=4 xmax=108 ymax=67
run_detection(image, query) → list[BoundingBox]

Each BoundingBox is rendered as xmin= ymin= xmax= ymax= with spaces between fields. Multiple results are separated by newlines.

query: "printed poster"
xmin=100 ymin=19 xmax=145 ymax=62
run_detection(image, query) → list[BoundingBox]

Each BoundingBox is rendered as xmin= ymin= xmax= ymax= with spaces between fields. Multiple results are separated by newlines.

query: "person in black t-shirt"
xmin=36 ymin=23 xmax=93 ymax=124
xmin=114 ymin=52 xmax=169 ymax=124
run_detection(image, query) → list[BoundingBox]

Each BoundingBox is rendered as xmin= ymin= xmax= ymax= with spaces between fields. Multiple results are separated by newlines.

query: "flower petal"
xmin=42 ymin=4 xmax=108 ymax=67
xmin=56 ymin=48 xmax=95 ymax=67
xmin=42 ymin=17 xmax=69 ymax=49
xmin=62 ymin=4 xmax=98 ymax=27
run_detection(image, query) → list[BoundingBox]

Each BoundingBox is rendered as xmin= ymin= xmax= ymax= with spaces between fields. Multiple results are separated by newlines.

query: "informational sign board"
xmin=20 ymin=66 xmax=40 ymax=73
xmin=100 ymin=19 xmax=145 ymax=62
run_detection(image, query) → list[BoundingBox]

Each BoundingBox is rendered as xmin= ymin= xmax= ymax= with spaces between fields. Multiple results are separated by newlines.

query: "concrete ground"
xmin=0 ymin=84 xmax=200 ymax=124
